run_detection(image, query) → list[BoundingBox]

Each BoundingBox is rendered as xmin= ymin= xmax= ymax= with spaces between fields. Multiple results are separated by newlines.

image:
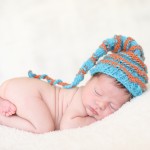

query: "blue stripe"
xmin=119 ymin=52 xmax=145 ymax=71
xmin=102 ymin=55 xmax=147 ymax=83
xmin=90 ymin=63 xmax=143 ymax=97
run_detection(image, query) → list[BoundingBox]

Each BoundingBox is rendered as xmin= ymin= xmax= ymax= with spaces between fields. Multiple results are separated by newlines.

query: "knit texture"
xmin=28 ymin=35 xmax=148 ymax=97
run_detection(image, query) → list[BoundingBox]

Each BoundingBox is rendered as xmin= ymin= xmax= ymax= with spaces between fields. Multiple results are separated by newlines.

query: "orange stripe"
xmin=100 ymin=59 xmax=146 ymax=90
xmin=129 ymin=45 xmax=143 ymax=52
xmin=99 ymin=43 xmax=107 ymax=52
xmin=35 ymin=75 xmax=40 ymax=78
xmin=59 ymin=82 xmax=69 ymax=86
xmin=44 ymin=76 xmax=55 ymax=85
xmin=91 ymin=55 xmax=97 ymax=64
xmin=78 ymin=69 xmax=86 ymax=75
xmin=114 ymin=35 xmax=121 ymax=53
xmin=45 ymin=76 xmax=53 ymax=81
xmin=126 ymin=52 xmax=147 ymax=72
xmin=123 ymin=37 xmax=134 ymax=51
xmin=50 ymin=80 xmax=54 ymax=85
xmin=109 ymin=53 xmax=148 ymax=81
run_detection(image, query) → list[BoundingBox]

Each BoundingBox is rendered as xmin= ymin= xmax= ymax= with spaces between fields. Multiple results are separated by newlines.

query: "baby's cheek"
xmin=96 ymin=110 xmax=114 ymax=120
xmin=82 ymin=95 xmax=90 ymax=104
xmin=104 ymin=109 xmax=115 ymax=117
xmin=94 ymin=114 xmax=105 ymax=121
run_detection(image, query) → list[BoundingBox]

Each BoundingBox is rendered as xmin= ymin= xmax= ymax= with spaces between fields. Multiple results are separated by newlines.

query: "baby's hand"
xmin=0 ymin=98 xmax=16 ymax=117
xmin=60 ymin=115 xmax=97 ymax=130
xmin=85 ymin=116 xmax=97 ymax=125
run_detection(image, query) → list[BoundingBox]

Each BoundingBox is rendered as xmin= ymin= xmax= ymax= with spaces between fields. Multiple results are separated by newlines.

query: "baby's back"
xmin=0 ymin=77 xmax=72 ymax=129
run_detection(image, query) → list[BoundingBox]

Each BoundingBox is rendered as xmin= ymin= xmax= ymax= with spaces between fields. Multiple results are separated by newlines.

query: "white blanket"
xmin=0 ymin=0 xmax=150 ymax=150
xmin=0 ymin=87 xmax=150 ymax=150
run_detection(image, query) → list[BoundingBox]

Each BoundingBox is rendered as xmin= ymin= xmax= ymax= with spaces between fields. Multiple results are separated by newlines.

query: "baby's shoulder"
xmin=63 ymin=87 xmax=87 ymax=116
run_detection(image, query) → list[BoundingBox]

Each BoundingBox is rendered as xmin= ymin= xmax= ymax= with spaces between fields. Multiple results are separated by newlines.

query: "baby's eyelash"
xmin=94 ymin=88 xmax=102 ymax=96
xmin=110 ymin=103 xmax=117 ymax=110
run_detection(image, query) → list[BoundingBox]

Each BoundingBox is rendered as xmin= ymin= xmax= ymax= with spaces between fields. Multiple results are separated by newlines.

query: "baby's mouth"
xmin=87 ymin=106 xmax=98 ymax=115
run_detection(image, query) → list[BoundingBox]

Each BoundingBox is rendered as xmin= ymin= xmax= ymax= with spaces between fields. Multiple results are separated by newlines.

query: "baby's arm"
xmin=60 ymin=115 xmax=96 ymax=130
xmin=60 ymin=103 xmax=96 ymax=130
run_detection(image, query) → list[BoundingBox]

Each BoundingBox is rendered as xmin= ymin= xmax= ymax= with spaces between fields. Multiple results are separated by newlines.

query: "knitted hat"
xmin=28 ymin=35 xmax=148 ymax=97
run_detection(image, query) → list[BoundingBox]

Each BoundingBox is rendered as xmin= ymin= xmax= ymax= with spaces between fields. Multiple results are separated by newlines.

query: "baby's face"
xmin=81 ymin=74 xmax=130 ymax=120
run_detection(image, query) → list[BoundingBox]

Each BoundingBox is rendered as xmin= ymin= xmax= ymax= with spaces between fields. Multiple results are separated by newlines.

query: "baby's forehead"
xmin=94 ymin=74 xmax=128 ymax=91
xmin=94 ymin=73 xmax=116 ymax=83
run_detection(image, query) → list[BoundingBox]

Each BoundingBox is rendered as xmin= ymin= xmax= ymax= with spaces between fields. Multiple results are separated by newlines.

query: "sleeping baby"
xmin=0 ymin=35 xmax=148 ymax=134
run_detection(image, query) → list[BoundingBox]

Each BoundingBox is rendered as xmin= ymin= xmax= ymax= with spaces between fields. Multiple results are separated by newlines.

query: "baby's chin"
xmin=94 ymin=115 xmax=103 ymax=121
xmin=94 ymin=113 xmax=114 ymax=121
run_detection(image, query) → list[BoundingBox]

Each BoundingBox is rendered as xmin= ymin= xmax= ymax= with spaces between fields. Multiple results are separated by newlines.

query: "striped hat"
xmin=28 ymin=35 xmax=148 ymax=97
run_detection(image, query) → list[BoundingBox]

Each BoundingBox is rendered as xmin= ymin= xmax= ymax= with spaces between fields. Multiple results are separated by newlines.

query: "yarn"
xmin=28 ymin=35 xmax=148 ymax=97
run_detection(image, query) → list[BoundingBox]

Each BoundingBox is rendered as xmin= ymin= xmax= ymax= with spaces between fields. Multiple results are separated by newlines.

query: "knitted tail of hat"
xmin=28 ymin=35 xmax=147 ymax=89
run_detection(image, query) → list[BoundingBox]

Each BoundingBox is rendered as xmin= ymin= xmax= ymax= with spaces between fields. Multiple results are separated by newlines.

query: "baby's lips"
xmin=88 ymin=106 xmax=98 ymax=115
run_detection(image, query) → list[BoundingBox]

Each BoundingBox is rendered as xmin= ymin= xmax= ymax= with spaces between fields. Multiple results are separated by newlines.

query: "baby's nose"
xmin=96 ymin=101 xmax=108 ymax=110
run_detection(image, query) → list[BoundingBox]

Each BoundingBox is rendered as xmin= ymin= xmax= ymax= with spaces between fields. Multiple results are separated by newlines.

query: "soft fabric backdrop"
xmin=0 ymin=0 xmax=150 ymax=150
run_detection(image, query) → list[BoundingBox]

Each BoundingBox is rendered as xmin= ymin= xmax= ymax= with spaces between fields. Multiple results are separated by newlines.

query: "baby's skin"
xmin=0 ymin=74 xmax=130 ymax=133
xmin=0 ymin=97 xmax=16 ymax=116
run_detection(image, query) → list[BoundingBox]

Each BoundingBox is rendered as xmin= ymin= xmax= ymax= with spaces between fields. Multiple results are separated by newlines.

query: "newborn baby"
xmin=0 ymin=35 xmax=148 ymax=134
xmin=0 ymin=74 xmax=131 ymax=133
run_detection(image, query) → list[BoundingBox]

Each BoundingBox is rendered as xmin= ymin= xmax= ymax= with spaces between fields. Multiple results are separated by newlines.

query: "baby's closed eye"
xmin=94 ymin=88 xmax=102 ymax=96
xmin=109 ymin=103 xmax=118 ymax=111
